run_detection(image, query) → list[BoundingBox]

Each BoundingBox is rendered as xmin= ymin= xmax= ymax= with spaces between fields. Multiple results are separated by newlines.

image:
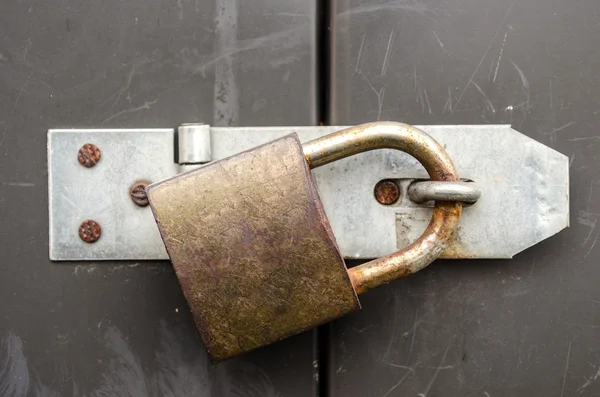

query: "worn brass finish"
xmin=148 ymin=121 xmax=462 ymax=361
xmin=147 ymin=135 xmax=359 ymax=362
xmin=302 ymin=122 xmax=462 ymax=295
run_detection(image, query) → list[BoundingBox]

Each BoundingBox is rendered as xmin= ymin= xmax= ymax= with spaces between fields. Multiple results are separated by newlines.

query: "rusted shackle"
xmin=302 ymin=121 xmax=462 ymax=294
xmin=147 ymin=121 xmax=463 ymax=361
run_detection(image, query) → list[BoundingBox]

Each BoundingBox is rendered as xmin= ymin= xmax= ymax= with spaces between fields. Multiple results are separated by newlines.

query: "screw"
xmin=78 ymin=143 xmax=101 ymax=168
xmin=79 ymin=220 xmax=101 ymax=243
xmin=130 ymin=181 xmax=150 ymax=207
xmin=374 ymin=180 xmax=400 ymax=205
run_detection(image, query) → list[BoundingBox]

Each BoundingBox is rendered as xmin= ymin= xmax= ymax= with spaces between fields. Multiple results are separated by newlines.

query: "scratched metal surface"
xmin=329 ymin=0 xmax=598 ymax=396
xmin=0 ymin=0 xmax=318 ymax=395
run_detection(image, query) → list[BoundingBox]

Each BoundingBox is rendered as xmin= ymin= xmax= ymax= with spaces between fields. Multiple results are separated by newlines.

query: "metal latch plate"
xmin=48 ymin=129 xmax=178 ymax=260
xmin=48 ymin=125 xmax=569 ymax=261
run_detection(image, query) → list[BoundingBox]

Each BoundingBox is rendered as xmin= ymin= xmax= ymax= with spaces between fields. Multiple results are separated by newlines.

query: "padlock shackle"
xmin=302 ymin=122 xmax=462 ymax=295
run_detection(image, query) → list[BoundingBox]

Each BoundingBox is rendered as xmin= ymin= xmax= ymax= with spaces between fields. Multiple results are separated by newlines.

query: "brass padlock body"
xmin=147 ymin=134 xmax=360 ymax=361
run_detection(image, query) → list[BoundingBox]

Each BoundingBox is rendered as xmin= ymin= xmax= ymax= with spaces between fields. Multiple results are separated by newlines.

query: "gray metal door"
xmin=328 ymin=0 xmax=597 ymax=396
xmin=0 ymin=1 xmax=318 ymax=395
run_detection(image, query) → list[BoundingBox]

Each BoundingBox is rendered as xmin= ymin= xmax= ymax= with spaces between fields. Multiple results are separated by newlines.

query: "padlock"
xmin=146 ymin=121 xmax=462 ymax=361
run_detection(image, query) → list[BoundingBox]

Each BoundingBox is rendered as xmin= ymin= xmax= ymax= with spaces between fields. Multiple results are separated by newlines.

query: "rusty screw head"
xmin=79 ymin=220 xmax=101 ymax=243
xmin=374 ymin=180 xmax=400 ymax=205
xmin=130 ymin=181 xmax=150 ymax=207
xmin=78 ymin=143 xmax=101 ymax=168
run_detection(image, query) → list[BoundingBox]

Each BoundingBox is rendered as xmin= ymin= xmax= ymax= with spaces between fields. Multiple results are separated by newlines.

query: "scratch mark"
xmin=433 ymin=30 xmax=445 ymax=52
xmin=584 ymin=229 xmax=599 ymax=258
xmin=337 ymin=3 xmax=435 ymax=20
xmin=168 ymin=236 xmax=184 ymax=245
xmin=23 ymin=39 xmax=32 ymax=61
xmin=509 ymin=59 xmax=530 ymax=107
xmin=581 ymin=180 xmax=597 ymax=248
xmin=0 ymin=331 xmax=31 ymax=397
xmin=417 ymin=90 xmax=425 ymax=113
xmin=381 ymin=29 xmax=395 ymax=75
xmin=408 ymin=323 xmax=418 ymax=356
xmin=493 ymin=32 xmax=508 ymax=82
xmin=453 ymin=0 xmax=515 ymax=111
xmin=579 ymin=379 xmax=592 ymax=392
xmin=60 ymin=194 xmax=82 ymax=213
xmin=384 ymin=363 xmax=416 ymax=374
xmin=154 ymin=323 xmax=212 ymax=395
xmin=101 ymin=63 xmax=138 ymax=110
xmin=578 ymin=367 xmax=600 ymax=392
xmin=381 ymin=370 xmax=412 ymax=397
xmin=267 ymin=12 xmax=309 ymax=18
xmin=569 ymin=136 xmax=600 ymax=142
xmin=484 ymin=393 xmax=491 ymax=397
xmin=470 ymin=80 xmax=496 ymax=113
xmin=551 ymin=122 xmax=576 ymax=134
xmin=194 ymin=26 xmax=302 ymax=76
xmin=580 ymin=214 xmax=597 ymax=246
xmin=420 ymin=341 xmax=452 ymax=397
xmin=570 ymin=153 xmax=575 ymax=168
xmin=443 ymin=87 xmax=453 ymax=114
xmin=588 ymin=179 xmax=595 ymax=211
xmin=90 ymin=326 xmax=149 ymax=396
xmin=360 ymin=72 xmax=385 ymax=120
xmin=488 ymin=55 xmax=495 ymax=81
xmin=588 ymin=299 xmax=600 ymax=304
xmin=414 ymin=64 xmax=418 ymax=92
xmin=561 ymin=341 xmax=572 ymax=397
xmin=508 ymin=101 xmax=528 ymax=110
xmin=403 ymin=308 xmax=421 ymax=357
xmin=351 ymin=325 xmax=372 ymax=333
xmin=376 ymin=87 xmax=385 ymax=120
xmin=355 ymin=33 xmax=366 ymax=73
xmin=550 ymin=80 xmax=554 ymax=110
xmin=423 ymin=89 xmax=433 ymax=114
xmin=0 ymin=71 xmax=32 ymax=151
xmin=2 ymin=182 xmax=35 ymax=187
xmin=103 ymin=99 xmax=158 ymax=123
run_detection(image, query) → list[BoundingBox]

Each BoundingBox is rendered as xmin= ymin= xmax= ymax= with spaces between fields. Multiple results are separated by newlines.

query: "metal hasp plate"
xmin=147 ymin=135 xmax=359 ymax=361
xmin=48 ymin=125 xmax=569 ymax=260
xmin=48 ymin=129 xmax=178 ymax=260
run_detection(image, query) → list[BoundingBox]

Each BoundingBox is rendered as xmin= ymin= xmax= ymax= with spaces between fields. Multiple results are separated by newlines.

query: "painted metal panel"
xmin=0 ymin=0 xmax=318 ymax=395
xmin=329 ymin=0 xmax=597 ymax=395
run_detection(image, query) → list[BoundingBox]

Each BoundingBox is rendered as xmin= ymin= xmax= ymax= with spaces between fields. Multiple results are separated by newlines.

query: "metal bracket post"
xmin=48 ymin=124 xmax=569 ymax=261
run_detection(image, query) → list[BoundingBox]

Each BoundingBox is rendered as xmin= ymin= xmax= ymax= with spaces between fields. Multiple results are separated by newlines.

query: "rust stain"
xmin=77 ymin=143 xmax=101 ymax=168
xmin=79 ymin=220 xmax=101 ymax=243
xmin=374 ymin=180 xmax=400 ymax=205
xmin=439 ymin=226 xmax=481 ymax=259
xmin=130 ymin=180 xmax=150 ymax=207
xmin=302 ymin=122 xmax=463 ymax=295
